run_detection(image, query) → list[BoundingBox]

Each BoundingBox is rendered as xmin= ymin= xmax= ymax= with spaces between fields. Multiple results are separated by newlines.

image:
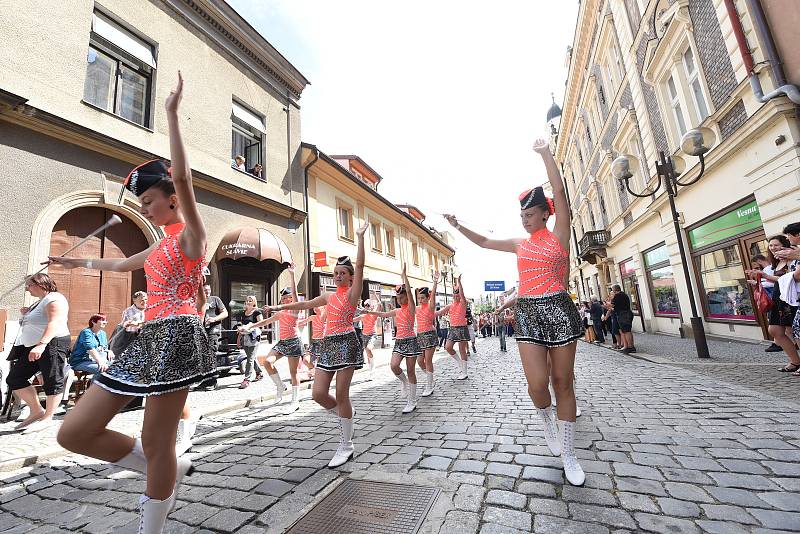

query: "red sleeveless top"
xmin=517 ymin=228 xmax=569 ymax=297
xmin=395 ymin=304 xmax=416 ymax=339
xmin=415 ymin=305 xmax=435 ymax=333
xmin=361 ymin=314 xmax=378 ymax=335
xmin=449 ymin=299 xmax=467 ymax=327
xmin=310 ymin=308 xmax=326 ymax=340
xmin=325 ymin=287 xmax=356 ymax=336
xmin=144 ymin=222 xmax=205 ymax=321
xmin=278 ymin=310 xmax=300 ymax=339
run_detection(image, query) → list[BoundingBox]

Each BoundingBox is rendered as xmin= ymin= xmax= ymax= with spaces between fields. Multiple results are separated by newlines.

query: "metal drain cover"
xmin=286 ymin=479 xmax=440 ymax=534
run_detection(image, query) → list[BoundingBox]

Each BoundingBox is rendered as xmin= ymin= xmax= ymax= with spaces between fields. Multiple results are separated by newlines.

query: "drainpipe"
xmin=724 ymin=0 xmax=800 ymax=104
xmin=302 ymin=147 xmax=320 ymax=299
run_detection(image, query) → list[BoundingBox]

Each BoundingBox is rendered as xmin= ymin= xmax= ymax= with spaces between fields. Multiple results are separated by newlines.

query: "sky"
xmin=228 ymin=0 xmax=580 ymax=298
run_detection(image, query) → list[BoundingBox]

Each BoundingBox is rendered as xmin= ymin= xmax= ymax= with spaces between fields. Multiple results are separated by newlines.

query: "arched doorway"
xmin=49 ymin=207 xmax=148 ymax=335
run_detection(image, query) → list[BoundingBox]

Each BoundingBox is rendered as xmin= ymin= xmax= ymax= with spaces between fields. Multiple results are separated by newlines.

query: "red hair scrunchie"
xmin=546 ymin=197 xmax=555 ymax=215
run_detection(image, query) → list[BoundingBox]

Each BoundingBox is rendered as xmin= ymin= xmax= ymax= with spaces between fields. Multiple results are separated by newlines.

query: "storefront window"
xmin=644 ymin=244 xmax=680 ymax=317
xmin=619 ymin=258 xmax=640 ymax=314
xmin=697 ymin=245 xmax=754 ymax=320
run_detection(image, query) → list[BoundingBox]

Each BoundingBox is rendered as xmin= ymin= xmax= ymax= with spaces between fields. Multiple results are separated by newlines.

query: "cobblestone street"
xmin=2 ymin=337 xmax=800 ymax=533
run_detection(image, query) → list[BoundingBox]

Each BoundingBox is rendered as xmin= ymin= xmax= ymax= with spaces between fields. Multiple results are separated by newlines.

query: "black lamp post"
xmin=611 ymin=127 xmax=716 ymax=359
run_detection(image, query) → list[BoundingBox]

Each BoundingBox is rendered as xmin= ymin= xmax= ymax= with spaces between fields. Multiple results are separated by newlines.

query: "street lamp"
xmin=611 ymin=127 xmax=716 ymax=359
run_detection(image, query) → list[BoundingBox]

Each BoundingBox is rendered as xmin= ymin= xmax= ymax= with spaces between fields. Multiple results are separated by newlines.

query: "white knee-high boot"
xmin=270 ymin=372 xmax=287 ymax=403
xmin=396 ymin=371 xmax=409 ymax=396
xmin=328 ymin=416 xmax=354 ymax=467
xmin=402 ymin=381 xmax=417 ymax=413
xmin=457 ymin=359 xmax=468 ymax=380
xmin=287 ymin=386 xmax=300 ymax=412
xmin=560 ymin=419 xmax=585 ymax=486
xmin=421 ymin=370 xmax=434 ymax=397
xmin=536 ymin=406 xmax=561 ymax=456
xmin=115 ymin=438 xmax=194 ymax=512
xmin=138 ymin=492 xmax=173 ymax=534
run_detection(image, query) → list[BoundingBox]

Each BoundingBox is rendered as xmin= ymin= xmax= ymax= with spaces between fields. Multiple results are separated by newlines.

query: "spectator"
xmin=582 ymin=301 xmax=595 ymax=342
xmin=249 ymin=163 xmax=263 ymax=178
xmin=611 ymin=285 xmax=636 ymax=353
xmin=70 ymin=314 xmax=113 ymax=375
xmin=438 ymin=308 xmax=449 ymax=348
xmin=232 ymin=154 xmax=246 ymax=172
xmin=747 ymin=234 xmax=800 ymax=373
xmin=202 ymin=284 xmax=228 ymax=354
xmin=504 ymin=308 xmax=514 ymax=337
xmin=751 ymin=254 xmax=780 ymax=352
xmin=6 ymin=273 xmax=71 ymax=432
xmin=589 ymin=297 xmax=605 ymax=344
xmin=238 ymin=295 xmax=264 ymax=388
xmin=110 ymin=291 xmax=146 ymax=355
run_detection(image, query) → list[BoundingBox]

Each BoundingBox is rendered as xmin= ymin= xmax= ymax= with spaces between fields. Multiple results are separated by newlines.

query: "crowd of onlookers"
xmin=745 ymin=222 xmax=800 ymax=377
xmin=576 ymin=284 xmax=636 ymax=354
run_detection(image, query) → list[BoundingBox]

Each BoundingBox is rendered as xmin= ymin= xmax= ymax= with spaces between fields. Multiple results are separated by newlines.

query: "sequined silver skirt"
xmin=447 ymin=325 xmax=470 ymax=342
xmin=393 ymin=335 xmax=422 ymax=356
xmin=514 ymin=292 xmax=583 ymax=347
xmin=94 ymin=315 xmax=216 ymax=397
xmin=361 ymin=332 xmax=378 ymax=349
xmin=272 ymin=336 xmax=304 ymax=357
xmin=308 ymin=340 xmax=322 ymax=364
xmin=319 ymin=331 xmax=364 ymax=372
xmin=417 ymin=330 xmax=438 ymax=349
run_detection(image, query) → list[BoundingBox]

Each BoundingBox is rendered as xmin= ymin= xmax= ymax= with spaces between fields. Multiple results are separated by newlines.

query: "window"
xmin=231 ymin=101 xmax=265 ymax=177
xmin=667 ymin=75 xmax=688 ymax=136
xmin=412 ymin=242 xmax=420 ymax=266
xmin=619 ymin=258 xmax=640 ymax=314
xmin=369 ymin=219 xmax=382 ymax=252
xmin=644 ymin=244 xmax=681 ymax=317
xmin=385 ymin=227 xmax=396 ymax=256
xmin=83 ymin=12 xmax=154 ymax=127
xmin=337 ymin=202 xmax=354 ymax=241
xmin=696 ymin=245 xmax=754 ymax=320
xmin=682 ymin=48 xmax=709 ymax=122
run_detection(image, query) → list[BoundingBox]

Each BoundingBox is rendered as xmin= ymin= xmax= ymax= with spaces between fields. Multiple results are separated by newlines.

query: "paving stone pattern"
xmin=1 ymin=338 xmax=799 ymax=533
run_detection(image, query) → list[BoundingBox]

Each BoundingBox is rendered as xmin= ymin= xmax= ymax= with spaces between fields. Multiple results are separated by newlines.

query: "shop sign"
xmin=688 ymin=200 xmax=762 ymax=249
xmin=314 ymin=251 xmax=328 ymax=267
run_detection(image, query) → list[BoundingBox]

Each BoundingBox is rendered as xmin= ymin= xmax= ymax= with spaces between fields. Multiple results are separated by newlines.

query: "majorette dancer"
xmin=359 ymin=292 xmax=381 ymax=378
xmin=444 ymin=138 xmax=586 ymax=486
xmin=362 ymin=265 xmax=421 ymax=413
xmin=415 ymin=271 xmax=440 ymax=396
xmin=244 ymin=264 xmax=304 ymax=412
xmin=263 ymin=223 xmax=368 ymax=467
xmin=53 ymin=73 xmax=217 ymax=531
xmin=436 ymin=274 xmax=469 ymax=380
xmin=298 ymin=304 xmax=326 ymax=376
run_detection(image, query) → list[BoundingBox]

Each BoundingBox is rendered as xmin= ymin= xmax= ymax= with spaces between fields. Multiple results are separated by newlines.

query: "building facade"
xmin=554 ymin=0 xmax=800 ymax=343
xmin=0 ymin=0 xmax=309 ymax=336
xmin=301 ymin=143 xmax=456 ymax=345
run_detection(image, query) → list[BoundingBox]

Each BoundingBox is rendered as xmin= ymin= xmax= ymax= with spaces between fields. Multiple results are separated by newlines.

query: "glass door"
xmin=742 ymin=235 xmax=769 ymax=339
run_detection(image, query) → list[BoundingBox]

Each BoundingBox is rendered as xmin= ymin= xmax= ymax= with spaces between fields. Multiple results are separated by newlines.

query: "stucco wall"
xmin=0 ymin=124 xmax=304 ymax=311
xmin=0 ymin=0 xmax=304 ymax=208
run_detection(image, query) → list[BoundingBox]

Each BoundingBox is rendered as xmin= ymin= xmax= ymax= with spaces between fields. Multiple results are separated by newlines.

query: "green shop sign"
xmin=688 ymin=200 xmax=762 ymax=249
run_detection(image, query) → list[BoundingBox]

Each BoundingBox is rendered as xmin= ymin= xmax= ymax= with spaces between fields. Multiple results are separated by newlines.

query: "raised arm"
xmin=532 ymin=138 xmax=569 ymax=250
xmin=364 ymin=309 xmax=397 ymax=319
xmin=287 ymin=263 xmax=299 ymax=302
xmin=429 ymin=271 xmax=440 ymax=311
xmin=348 ymin=223 xmax=369 ymax=307
xmin=269 ymin=293 xmax=329 ymax=313
xmin=401 ymin=263 xmax=415 ymax=316
xmin=245 ymin=313 xmax=279 ymax=330
xmin=443 ymin=215 xmax=520 ymax=253
xmin=48 ymin=242 xmax=157 ymax=273
xmin=456 ymin=274 xmax=467 ymax=302
xmin=435 ymin=304 xmax=452 ymax=317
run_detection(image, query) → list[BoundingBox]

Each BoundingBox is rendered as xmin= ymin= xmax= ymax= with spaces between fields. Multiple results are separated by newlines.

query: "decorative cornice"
xmin=166 ymin=0 xmax=309 ymax=102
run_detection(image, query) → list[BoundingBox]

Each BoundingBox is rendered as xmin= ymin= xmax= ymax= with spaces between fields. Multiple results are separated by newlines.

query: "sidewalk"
xmin=584 ymin=331 xmax=799 ymax=405
xmin=0 ymin=343 xmax=470 ymax=471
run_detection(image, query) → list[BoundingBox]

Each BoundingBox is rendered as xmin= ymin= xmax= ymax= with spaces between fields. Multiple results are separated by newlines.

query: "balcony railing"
xmin=577 ymin=230 xmax=610 ymax=261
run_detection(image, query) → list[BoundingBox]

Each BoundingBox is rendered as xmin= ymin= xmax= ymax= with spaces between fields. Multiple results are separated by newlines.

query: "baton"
xmin=1 ymin=215 xmax=123 ymax=299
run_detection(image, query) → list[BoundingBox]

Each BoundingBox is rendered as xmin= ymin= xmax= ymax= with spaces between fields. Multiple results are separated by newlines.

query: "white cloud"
xmin=229 ymin=0 xmax=579 ymax=297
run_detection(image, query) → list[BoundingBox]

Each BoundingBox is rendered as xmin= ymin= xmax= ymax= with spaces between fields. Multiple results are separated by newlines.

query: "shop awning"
xmin=215 ymin=227 xmax=293 ymax=264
